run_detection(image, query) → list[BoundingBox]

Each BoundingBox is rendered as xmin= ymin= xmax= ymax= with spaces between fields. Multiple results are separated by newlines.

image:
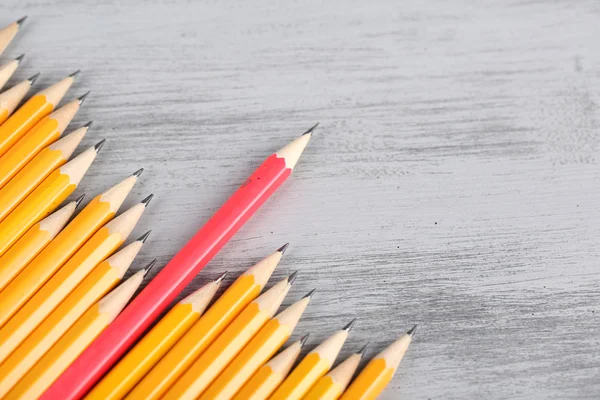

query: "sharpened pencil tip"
xmin=343 ymin=318 xmax=357 ymax=332
xmin=215 ymin=271 xmax=228 ymax=284
xmin=407 ymin=324 xmax=418 ymax=337
xmin=303 ymin=122 xmax=319 ymax=136
xmin=27 ymin=73 xmax=40 ymax=85
xmin=78 ymin=91 xmax=91 ymax=105
xmin=300 ymin=333 xmax=310 ymax=347
xmin=358 ymin=342 xmax=370 ymax=356
xmin=141 ymin=194 xmax=154 ymax=207
xmin=94 ymin=139 xmax=106 ymax=152
xmin=277 ymin=243 xmax=289 ymax=255
xmin=15 ymin=54 xmax=25 ymax=63
xmin=16 ymin=16 xmax=27 ymax=27
xmin=287 ymin=271 xmax=298 ymax=285
xmin=143 ymin=259 xmax=158 ymax=277
xmin=74 ymin=194 xmax=85 ymax=208
xmin=137 ymin=230 xmax=151 ymax=243
xmin=132 ymin=168 xmax=144 ymax=177
xmin=302 ymin=288 xmax=316 ymax=299
xmin=69 ymin=70 xmax=81 ymax=78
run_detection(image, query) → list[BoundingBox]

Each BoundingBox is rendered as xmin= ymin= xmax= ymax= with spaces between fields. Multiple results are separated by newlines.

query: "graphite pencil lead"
xmin=28 ymin=72 xmax=40 ymax=85
xmin=358 ymin=342 xmax=370 ymax=356
xmin=287 ymin=271 xmax=299 ymax=285
xmin=75 ymin=194 xmax=86 ymax=208
xmin=16 ymin=16 xmax=27 ymax=26
xmin=343 ymin=318 xmax=357 ymax=332
xmin=78 ymin=91 xmax=91 ymax=105
xmin=143 ymin=259 xmax=158 ymax=277
xmin=69 ymin=70 xmax=81 ymax=78
xmin=15 ymin=54 xmax=25 ymax=63
xmin=303 ymin=288 xmax=316 ymax=299
xmin=141 ymin=194 xmax=154 ymax=207
xmin=303 ymin=122 xmax=319 ymax=136
xmin=300 ymin=333 xmax=310 ymax=347
xmin=215 ymin=271 xmax=228 ymax=283
xmin=407 ymin=324 xmax=418 ymax=337
xmin=132 ymin=168 xmax=144 ymax=177
xmin=277 ymin=243 xmax=289 ymax=255
xmin=83 ymin=121 xmax=93 ymax=129
xmin=94 ymin=139 xmax=106 ymax=152
xmin=137 ymin=230 xmax=152 ymax=243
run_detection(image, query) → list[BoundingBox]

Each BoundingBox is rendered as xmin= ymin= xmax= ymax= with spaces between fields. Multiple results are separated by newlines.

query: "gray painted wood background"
xmin=1 ymin=0 xmax=599 ymax=398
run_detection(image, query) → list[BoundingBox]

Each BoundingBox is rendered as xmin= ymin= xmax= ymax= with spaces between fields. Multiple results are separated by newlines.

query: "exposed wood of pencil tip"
xmin=103 ymin=201 xmax=148 ymax=237
xmin=106 ymin=240 xmax=146 ymax=278
xmin=47 ymin=126 xmax=88 ymax=161
xmin=0 ymin=79 xmax=33 ymax=115
xmin=242 ymin=245 xmax=286 ymax=288
xmin=254 ymin=277 xmax=292 ymax=315
xmin=98 ymin=270 xmax=146 ymax=318
xmin=58 ymin=145 xmax=98 ymax=186
xmin=275 ymin=123 xmax=318 ymax=170
xmin=37 ymin=201 xmax=78 ymax=237
xmin=180 ymin=273 xmax=225 ymax=313
xmin=37 ymin=74 xmax=78 ymax=107
xmin=96 ymin=174 xmax=140 ymax=213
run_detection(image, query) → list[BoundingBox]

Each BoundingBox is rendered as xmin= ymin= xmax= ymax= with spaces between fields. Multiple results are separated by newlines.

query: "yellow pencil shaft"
xmin=0 ymin=95 xmax=53 ymax=157
xmin=200 ymin=319 xmax=290 ymax=400
xmin=0 ymin=169 xmax=74 ymax=256
xmin=0 ymin=197 xmax=113 ymax=328
xmin=0 ymin=110 xmax=7 ymax=125
xmin=340 ymin=359 xmax=392 ymax=400
xmin=0 ymin=262 xmax=120 ymax=396
xmin=304 ymin=376 xmax=343 ymax=400
xmin=0 ymin=223 xmax=52 ymax=291
xmin=0 ymin=115 xmax=61 ymax=190
xmin=0 ymin=227 xmax=120 ymax=364
xmin=6 ymin=304 xmax=110 ymax=400
xmin=87 ymin=303 xmax=199 ymax=400
xmin=270 ymin=353 xmax=331 ymax=400
xmin=0 ymin=146 xmax=66 ymax=223
xmin=165 ymin=302 xmax=270 ymax=399
xmin=129 ymin=274 xmax=261 ymax=400
xmin=234 ymin=365 xmax=281 ymax=400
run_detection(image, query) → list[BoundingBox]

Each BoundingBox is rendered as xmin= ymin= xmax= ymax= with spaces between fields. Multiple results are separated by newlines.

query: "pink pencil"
xmin=40 ymin=125 xmax=316 ymax=399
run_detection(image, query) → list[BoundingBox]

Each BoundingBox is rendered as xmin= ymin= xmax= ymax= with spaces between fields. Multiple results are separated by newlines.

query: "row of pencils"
xmin=0 ymin=17 xmax=416 ymax=399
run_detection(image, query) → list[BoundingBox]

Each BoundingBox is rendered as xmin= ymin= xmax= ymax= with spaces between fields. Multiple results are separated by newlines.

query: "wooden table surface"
xmin=1 ymin=1 xmax=599 ymax=398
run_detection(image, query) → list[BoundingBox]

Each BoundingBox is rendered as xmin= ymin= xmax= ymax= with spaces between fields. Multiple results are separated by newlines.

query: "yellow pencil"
xmin=0 ymin=123 xmax=89 ymax=223
xmin=0 ymin=17 xmax=25 ymax=56
xmin=0 ymin=93 xmax=88 ymax=190
xmin=0 ymin=171 xmax=140 ymax=328
xmin=163 ymin=273 xmax=295 ymax=399
xmin=0 ymin=237 xmax=149 ymax=396
xmin=0 ymin=73 xmax=36 ymax=125
xmin=0 ymin=54 xmax=24 ymax=91
xmin=304 ymin=344 xmax=368 ymax=400
xmin=340 ymin=325 xmax=417 ymax=400
xmin=87 ymin=272 xmax=226 ymax=400
xmin=270 ymin=319 xmax=355 ymax=400
xmin=129 ymin=244 xmax=287 ymax=400
xmin=0 ymin=72 xmax=76 ymax=157
xmin=0 ymin=197 xmax=150 ymax=364
xmin=0 ymin=142 xmax=99 ymax=257
xmin=0 ymin=197 xmax=81 ymax=292
xmin=201 ymin=289 xmax=312 ymax=400
xmin=7 ymin=268 xmax=148 ymax=400
xmin=233 ymin=335 xmax=308 ymax=400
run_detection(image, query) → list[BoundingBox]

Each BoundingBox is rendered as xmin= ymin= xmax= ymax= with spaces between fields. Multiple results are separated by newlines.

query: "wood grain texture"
xmin=1 ymin=1 xmax=599 ymax=398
